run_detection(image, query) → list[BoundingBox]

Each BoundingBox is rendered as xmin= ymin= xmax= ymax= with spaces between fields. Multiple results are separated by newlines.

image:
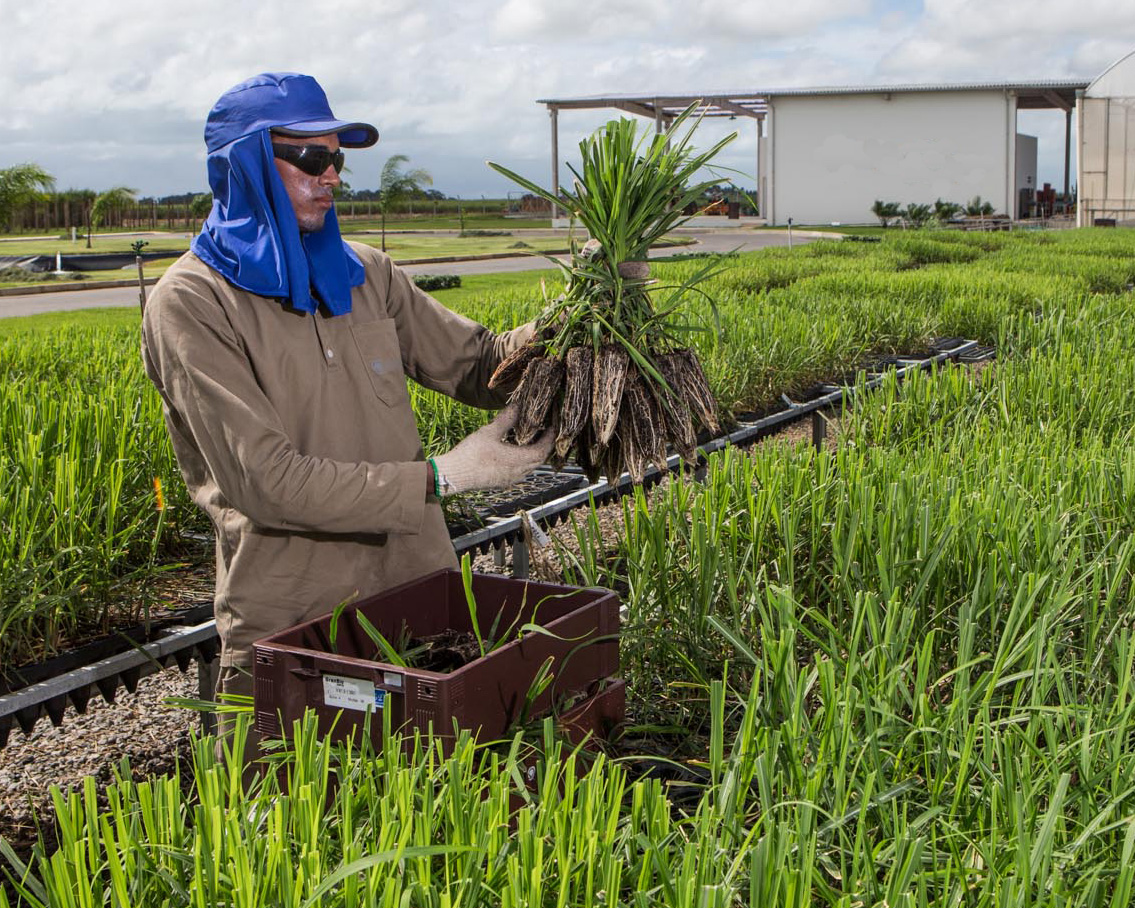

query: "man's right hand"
xmin=433 ymin=404 xmax=553 ymax=495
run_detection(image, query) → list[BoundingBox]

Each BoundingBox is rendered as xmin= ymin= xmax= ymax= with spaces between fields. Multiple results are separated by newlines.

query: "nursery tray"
xmin=445 ymin=470 xmax=589 ymax=537
xmin=252 ymin=570 xmax=620 ymax=750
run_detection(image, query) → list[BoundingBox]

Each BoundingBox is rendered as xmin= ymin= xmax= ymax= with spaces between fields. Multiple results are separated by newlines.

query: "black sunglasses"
xmin=271 ymin=142 xmax=345 ymax=176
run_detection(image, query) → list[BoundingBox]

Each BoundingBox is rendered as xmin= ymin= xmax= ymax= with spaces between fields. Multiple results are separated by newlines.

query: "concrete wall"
xmin=767 ymin=90 xmax=1013 ymax=225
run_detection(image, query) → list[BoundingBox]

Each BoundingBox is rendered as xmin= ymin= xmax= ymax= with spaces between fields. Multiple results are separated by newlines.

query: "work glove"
xmin=432 ymin=403 xmax=553 ymax=495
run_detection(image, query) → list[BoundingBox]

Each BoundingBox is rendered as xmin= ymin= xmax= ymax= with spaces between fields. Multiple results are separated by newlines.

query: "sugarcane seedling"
xmin=656 ymin=355 xmax=699 ymax=464
xmin=554 ymin=345 xmax=593 ymax=459
xmin=665 ymin=348 xmax=721 ymax=434
xmin=489 ymin=339 xmax=545 ymax=392
xmin=591 ymin=344 xmax=630 ymax=446
xmin=512 ymin=357 xmax=565 ymax=445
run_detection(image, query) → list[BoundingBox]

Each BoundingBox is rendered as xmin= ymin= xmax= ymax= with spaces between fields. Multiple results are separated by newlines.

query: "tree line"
xmin=0 ymin=164 xmax=214 ymax=234
xmin=0 ymin=156 xmax=448 ymax=236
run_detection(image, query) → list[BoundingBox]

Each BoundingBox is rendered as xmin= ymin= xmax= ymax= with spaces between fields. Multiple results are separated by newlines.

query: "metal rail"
xmin=0 ymin=624 xmax=219 ymax=747
xmin=0 ymin=339 xmax=985 ymax=747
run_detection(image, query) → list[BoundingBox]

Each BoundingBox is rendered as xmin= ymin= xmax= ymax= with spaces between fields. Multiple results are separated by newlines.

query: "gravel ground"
xmin=0 ymin=667 xmax=200 ymax=858
xmin=0 ymin=416 xmax=828 ymax=861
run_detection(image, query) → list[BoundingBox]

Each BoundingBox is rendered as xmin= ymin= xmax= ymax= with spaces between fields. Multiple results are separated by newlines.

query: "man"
xmin=141 ymin=72 xmax=551 ymax=754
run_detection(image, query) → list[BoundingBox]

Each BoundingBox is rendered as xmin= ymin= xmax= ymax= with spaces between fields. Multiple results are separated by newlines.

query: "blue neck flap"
xmin=191 ymin=131 xmax=364 ymax=316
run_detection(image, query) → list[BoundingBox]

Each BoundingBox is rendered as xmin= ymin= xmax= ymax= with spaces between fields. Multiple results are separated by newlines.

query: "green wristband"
xmin=428 ymin=457 xmax=441 ymax=497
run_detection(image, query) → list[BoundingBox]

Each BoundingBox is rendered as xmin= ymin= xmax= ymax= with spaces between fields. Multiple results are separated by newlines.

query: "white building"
xmin=758 ymin=84 xmax=1078 ymax=225
xmin=539 ymin=80 xmax=1087 ymax=226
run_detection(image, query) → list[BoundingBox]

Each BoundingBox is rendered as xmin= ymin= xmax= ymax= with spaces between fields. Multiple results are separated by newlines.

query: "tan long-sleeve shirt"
xmin=142 ymin=243 xmax=531 ymax=665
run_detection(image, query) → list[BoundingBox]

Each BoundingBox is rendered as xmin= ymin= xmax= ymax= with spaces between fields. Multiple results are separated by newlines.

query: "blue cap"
xmin=204 ymin=72 xmax=379 ymax=152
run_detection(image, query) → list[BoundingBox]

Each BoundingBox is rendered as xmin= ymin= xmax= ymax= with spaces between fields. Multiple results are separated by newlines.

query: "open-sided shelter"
xmin=539 ymin=80 xmax=1088 ymax=226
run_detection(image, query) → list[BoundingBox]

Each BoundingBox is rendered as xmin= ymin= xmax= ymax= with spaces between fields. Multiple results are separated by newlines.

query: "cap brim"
xmin=271 ymin=120 xmax=379 ymax=148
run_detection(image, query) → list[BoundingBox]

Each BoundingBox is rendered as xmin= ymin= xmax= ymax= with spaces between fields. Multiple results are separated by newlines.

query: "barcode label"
xmin=322 ymin=674 xmax=385 ymax=712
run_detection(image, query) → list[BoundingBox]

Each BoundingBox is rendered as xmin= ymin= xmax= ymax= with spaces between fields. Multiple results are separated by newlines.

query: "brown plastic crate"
xmin=252 ymin=570 xmax=620 ymax=750
xmin=556 ymin=677 xmax=625 ymax=748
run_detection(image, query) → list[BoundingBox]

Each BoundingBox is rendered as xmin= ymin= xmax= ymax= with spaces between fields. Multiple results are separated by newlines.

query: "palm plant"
xmin=964 ymin=195 xmax=996 ymax=217
xmin=933 ymin=198 xmax=962 ymax=223
xmin=0 ymin=163 xmax=55 ymax=231
xmin=88 ymin=186 xmax=137 ymax=246
xmin=901 ymin=203 xmax=932 ymax=228
xmin=870 ymin=200 xmax=901 ymax=228
xmin=377 ymin=155 xmax=432 ymax=252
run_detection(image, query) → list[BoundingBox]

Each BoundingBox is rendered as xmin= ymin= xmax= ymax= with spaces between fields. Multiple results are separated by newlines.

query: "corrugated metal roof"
xmin=538 ymin=81 xmax=1089 ymax=118
xmin=537 ymin=79 xmax=1090 ymax=105
xmin=746 ymin=79 xmax=1088 ymax=96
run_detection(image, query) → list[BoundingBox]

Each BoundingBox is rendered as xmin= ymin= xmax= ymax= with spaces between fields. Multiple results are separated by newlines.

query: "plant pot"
xmin=252 ymin=570 xmax=621 ymax=752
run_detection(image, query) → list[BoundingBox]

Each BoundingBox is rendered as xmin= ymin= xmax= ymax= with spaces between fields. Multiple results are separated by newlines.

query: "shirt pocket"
xmin=349 ymin=318 xmax=407 ymax=407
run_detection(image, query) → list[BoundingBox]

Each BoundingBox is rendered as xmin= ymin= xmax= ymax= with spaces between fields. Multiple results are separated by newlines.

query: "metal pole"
xmin=512 ymin=540 xmax=530 ymax=579
xmin=136 ymin=256 xmax=147 ymax=314
xmin=1006 ymin=90 xmax=1017 ymax=219
xmin=549 ymin=106 xmax=560 ymax=223
xmin=198 ymin=656 xmax=219 ymax=736
xmin=812 ymin=410 xmax=827 ymax=450
xmin=1075 ymin=90 xmax=1086 ymax=227
xmin=1063 ymin=108 xmax=1072 ymax=209
xmin=765 ymin=102 xmax=775 ymax=225
xmin=755 ymin=116 xmax=762 ymax=217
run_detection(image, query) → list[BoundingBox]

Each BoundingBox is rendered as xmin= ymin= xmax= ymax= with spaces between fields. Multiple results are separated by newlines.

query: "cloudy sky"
xmin=1 ymin=0 xmax=1132 ymax=200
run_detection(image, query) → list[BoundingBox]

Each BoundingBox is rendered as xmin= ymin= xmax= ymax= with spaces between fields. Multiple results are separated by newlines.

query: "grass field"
xmin=3 ymin=228 xmax=1135 ymax=906
xmin=0 ymin=227 xmax=583 ymax=289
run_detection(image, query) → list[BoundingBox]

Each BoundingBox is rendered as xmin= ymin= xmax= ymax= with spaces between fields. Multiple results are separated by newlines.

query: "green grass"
xmin=426 ymin=269 xmax=561 ymax=319
xmin=0 ymin=234 xmax=194 ymax=255
xmin=338 ymin=213 xmax=551 ymax=231
xmin=4 ymin=227 xmax=1135 ymax=905
xmin=5 ymin=230 xmax=1135 ymax=672
xmin=0 ymin=230 xmax=563 ymax=290
xmin=0 ymin=308 xmax=141 ymax=338
xmin=0 ymin=264 xmax=175 ymax=289
xmin=344 ymin=232 xmax=574 ymax=259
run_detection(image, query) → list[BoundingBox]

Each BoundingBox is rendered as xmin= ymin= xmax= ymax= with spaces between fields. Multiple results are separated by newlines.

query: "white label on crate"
xmin=383 ymin=672 xmax=403 ymax=688
xmin=322 ymin=674 xmax=384 ymax=712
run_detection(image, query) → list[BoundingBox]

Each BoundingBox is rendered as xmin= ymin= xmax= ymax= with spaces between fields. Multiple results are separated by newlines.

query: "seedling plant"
xmin=487 ymin=105 xmax=737 ymax=484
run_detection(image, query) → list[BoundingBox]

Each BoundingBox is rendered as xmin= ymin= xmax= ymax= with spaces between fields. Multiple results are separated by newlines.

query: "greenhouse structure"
xmin=1078 ymin=48 xmax=1135 ymax=226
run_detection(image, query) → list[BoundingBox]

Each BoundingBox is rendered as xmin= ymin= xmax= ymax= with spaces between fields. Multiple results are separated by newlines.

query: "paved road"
xmin=0 ymin=229 xmax=816 ymax=319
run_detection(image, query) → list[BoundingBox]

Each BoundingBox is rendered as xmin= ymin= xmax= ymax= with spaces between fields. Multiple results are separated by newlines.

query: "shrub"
xmin=413 ymin=274 xmax=461 ymax=291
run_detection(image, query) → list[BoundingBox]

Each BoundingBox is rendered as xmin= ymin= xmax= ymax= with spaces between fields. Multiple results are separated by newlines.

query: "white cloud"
xmin=882 ymin=0 xmax=1135 ymax=80
xmin=921 ymin=0 xmax=1135 ymax=40
xmin=491 ymin=0 xmax=663 ymax=42
xmin=0 ymin=0 xmax=1131 ymax=196
xmin=685 ymin=0 xmax=873 ymax=39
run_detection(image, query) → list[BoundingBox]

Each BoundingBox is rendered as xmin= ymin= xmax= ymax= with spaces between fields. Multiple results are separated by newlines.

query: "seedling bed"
xmin=1 ymin=602 xmax=214 ymax=696
xmin=253 ymin=569 xmax=620 ymax=751
xmin=1 ymin=339 xmax=989 ymax=744
xmin=446 ymin=470 xmax=589 ymax=537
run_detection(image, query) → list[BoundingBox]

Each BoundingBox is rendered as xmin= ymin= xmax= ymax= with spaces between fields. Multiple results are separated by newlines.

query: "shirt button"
xmin=325 ymin=349 xmax=334 ymax=359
